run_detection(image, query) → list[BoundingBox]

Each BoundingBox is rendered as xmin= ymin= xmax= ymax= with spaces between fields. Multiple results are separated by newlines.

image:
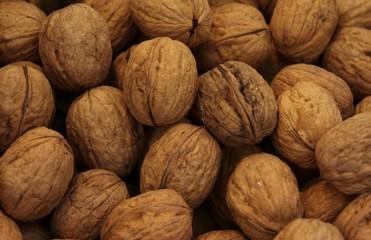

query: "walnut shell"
xmin=0 ymin=64 xmax=55 ymax=152
xmin=0 ymin=0 xmax=40 ymax=6
xmin=18 ymin=221 xmax=52 ymax=240
xmin=0 ymin=127 xmax=74 ymax=221
xmin=140 ymin=123 xmax=221 ymax=209
xmin=0 ymin=210 xmax=22 ymax=240
xmin=8 ymin=61 xmax=44 ymax=73
xmin=336 ymin=0 xmax=371 ymax=29
xmin=316 ymin=112 xmax=371 ymax=195
xmin=196 ymin=230 xmax=247 ymax=240
xmin=270 ymin=0 xmax=338 ymax=63
xmin=355 ymin=96 xmax=371 ymax=114
xmin=124 ymin=37 xmax=198 ymax=126
xmin=39 ymin=3 xmax=112 ymax=92
xmin=198 ymin=61 xmax=277 ymax=147
xmin=226 ymin=153 xmax=303 ymax=240
xmin=100 ymin=189 xmax=193 ymax=240
xmin=272 ymin=81 xmax=342 ymax=169
xmin=111 ymin=45 xmax=137 ymax=91
xmin=66 ymin=86 xmax=145 ymax=178
xmin=208 ymin=0 xmax=258 ymax=8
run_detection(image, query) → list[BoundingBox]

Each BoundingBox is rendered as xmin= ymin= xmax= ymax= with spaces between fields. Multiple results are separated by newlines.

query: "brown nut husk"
xmin=0 ymin=127 xmax=74 ymax=221
xmin=100 ymin=189 xmax=193 ymax=240
xmin=51 ymin=169 xmax=130 ymax=240
xmin=198 ymin=61 xmax=277 ymax=147
xmin=66 ymin=86 xmax=145 ymax=178
xmin=336 ymin=0 xmax=371 ymax=29
xmin=208 ymin=0 xmax=258 ymax=8
xmin=0 ymin=1 xmax=46 ymax=64
xmin=272 ymin=81 xmax=342 ymax=169
xmin=226 ymin=153 xmax=303 ymax=240
xmin=355 ymin=96 xmax=371 ymax=114
xmin=0 ymin=64 xmax=55 ymax=152
xmin=39 ymin=3 xmax=112 ymax=92
xmin=0 ymin=210 xmax=22 ymax=239
xmin=322 ymin=27 xmax=371 ymax=100
xmin=111 ymin=45 xmax=137 ymax=91
xmin=18 ymin=221 xmax=52 ymax=240
xmin=316 ymin=112 xmax=371 ymax=195
xmin=196 ymin=230 xmax=247 ymax=240
xmin=270 ymin=0 xmax=338 ymax=63
xmin=124 ymin=37 xmax=198 ymax=126
xmin=140 ymin=123 xmax=221 ymax=209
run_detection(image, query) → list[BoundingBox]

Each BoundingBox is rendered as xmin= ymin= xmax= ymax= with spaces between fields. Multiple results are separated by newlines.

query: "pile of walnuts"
xmin=0 ymin=0 xmax=370 ymax=239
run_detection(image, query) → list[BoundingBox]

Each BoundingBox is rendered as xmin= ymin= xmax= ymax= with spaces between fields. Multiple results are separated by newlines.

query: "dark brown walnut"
xmin=195 ymin=3 xmax=271 ymax=72
xmin=316 ymin=112 xmax=371 ymax=195
xmin=196 ymin=230 xmax=247 ymax=240
xmin=208 ymin=0 xmax=258 ymax=8
xmin=271 ymin=64 xmax=354 ymax=119
xmin=111 ymin=45 xmax=137 ymax=91
xmin=101 ymin=189 xmax=193 ymax=240
xmin=39 ymin=3 xmax=112 ymax=92
xmin=51 ymin=169 xmax=130 ymax=240
xmin=270 ymin=0 xmax=338 ymax=63
xmin=356 ymin=96 xmax=371 ymax=114
xmin=0 ymin=1 xmax=46 ymax=64
xmin=0 ymin=64 xmax=54 ymax=153
xmin=18 ymin=221 xmax=52 ymax=240
xmin=0 ymin=127 xmax=74 ymax=221
xmin=226 ymin=153 xmax=303 ymax=240
xmin=198 ymin=61 xmax=277 ymax=147
xmin=0 ymin=210 xmax=22 ymax=240
xmin=124 ymin=37 xmax=198 ymax=126
xmin=273 ymin=81 xmax=342 ymax=169
xmin=67 ymin=86 xmax=145 ymax=178
xmin=336 ymin=0 xmax=371 ymax=29
xmin=322 ymin=27 xmax=371 ymax=100
xmin=274 ymin=218 xmax=344 ymax=240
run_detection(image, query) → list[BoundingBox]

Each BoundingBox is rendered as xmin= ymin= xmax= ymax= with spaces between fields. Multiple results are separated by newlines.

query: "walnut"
xmin=0 ymin=1 xmax=46 ymax=64
xmin=196 ymin=230 xmax=247 ymax=240
xmin=0 ymin=0 xmax=41 ymax=7
xmin=272 ymin=81 xmax=342 ymax=169
xmin=336 ymin=0 xmax=371 ymax=29
xmin=226 ymin=153 xmax=303 ymax=239
xmin=0 ymin=64 xmax=55 ymax=153
xmin=8 ymin=61 xmax=44 ymax=73
xmin=0 ymin=210 xmax=22 ymax=240
xmin=140 ymin=123 xmax=221 ymax=209
xmin=198 ymin=61 xmax=277 ymax=147
xmin=208 ymin=0 xmax=258 ymax=8
xmin=0 ymin=127 xmax=74 ymax=221
xmin=66 ymin=86 xmax=145 ymax=178
xmin=100 ymin=189 xmax=193 ymax=240
xmin=39 ymin=3 xmax=112 ymax=92
xmin=322 ymin=27 xmax=371 ymax=100
xmin=111 ymin=45 xmax=137 ymax=91
xmin=316 ymin=112 xmax=371 ymax=195
xmin=124 ymin=37 xmax=198 ymax=126
xmin=270 ymin=0 xmax=338 ymax=63
xmin=18 ymin=222 xmax=52 ymax=240
xmin=355 ymin=96 xmax=371 ymax=114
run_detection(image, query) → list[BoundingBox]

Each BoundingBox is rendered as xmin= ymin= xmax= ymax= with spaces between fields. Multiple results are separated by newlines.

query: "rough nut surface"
xmin=196 ymin=229 xmax=247 ymax=240
xmin=355 ymin=96 xmax=371 ymax=114
xmin=111 ymin=45 xmax=137 ymax=91
xmin=18 ymin=221 xmax=52 ymax=240
xmin=208 ymin=0 xmax=258 ymax=8
xmin=0 ymin=210 xmax=22 ymax=240
xmin=336 ymin=0 xmax=371 ymax=29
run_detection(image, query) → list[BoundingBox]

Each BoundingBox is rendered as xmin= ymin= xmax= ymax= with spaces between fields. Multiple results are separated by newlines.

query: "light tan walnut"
xmin=0 ymin=210 xmax=22 ymax=240
xmin=336 ymin=0 xmax=371 ymax=29
xmin=196 ymin=230 xmax=247 ymax=240
xmin=355 ymin=96 xmax=371 ymax=114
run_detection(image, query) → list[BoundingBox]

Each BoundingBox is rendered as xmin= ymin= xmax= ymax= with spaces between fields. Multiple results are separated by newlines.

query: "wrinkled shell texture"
xmin=356 ymin=96 xmax=371 ymax=114
xmin=322 ymin=27 xmax=371 ymax=100
xmin=273 ymin=81 xmax=342 ymax=169
xmin=51 ymin=169 xmax=130 ymax=240
xmin=316 ymin=112 xmax=371 ymax=195
xmin=130 ymin=0 xmax=211 ymax=48
xmin=274 ymin=218 xmax=344 ymax=240
xmin=67 ymin=86 xmax=145 ymax=178
xmin=0 ymin=127 xmax=74 ymax=221
xmin=101 ymin=189 xmax=193 ymax=240
xmin=270 ymin=63 xmax=354 ymax=119
xmin=111 ymin=45 xmax=137 ymax=91
xmin=0 ymin=1 xmax=46 ymax=64
xmin=336 ymin=0 xmax=371 ymax=29
xmin=0 ymin=210 xmax=22 ymax=240
xmin=140 ymin=123 xmax=221 ymax=209
xmin=226 ymin=153 xmax=303 ymax=240
xmin=124 ymin=37 xmax=198 ymax=126
xmin=196 ymin=229 xmax=247 ymax=240
xmin=39 ymin=3 xmax=112 ymax=91
xmin=208 ymin=0 xmax=258 ymax=8
xmin=0 ymin=65 xmax=55 ymax=152
xmin=198 ymin=61 xmax=277 ymax=147
xmin=18 ymin=221 xmax=52 ymax=240
xmin=270 ymin=0 xmax=338 ymax=63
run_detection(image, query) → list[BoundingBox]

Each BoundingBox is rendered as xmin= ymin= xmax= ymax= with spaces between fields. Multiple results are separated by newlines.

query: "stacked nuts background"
xmin=0 ymin=0 xmax=370 ymax=239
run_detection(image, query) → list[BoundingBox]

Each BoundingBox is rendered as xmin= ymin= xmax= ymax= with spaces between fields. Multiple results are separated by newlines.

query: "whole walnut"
xmin=271 ymin=64 xmax=354 ymax=119
xmin=111 ymin=45 xmax=137 ymax=91
xmin=100 ymin=189 xmax=193 ymax=240
xmin=322 ymin=27 xmax=371 ymax=100
xmin=272 ymin=81 xmax=342 ymax=169
xmin=196 ymin=230 xmax=247 ymax=240
xmin=208 ymin=0 xmax=258 ymax=8
xmin=66 ymin=86 xmax=145 ymax=178
xmin=51 ymin=169 xmax=130 ymax=240
xmin=198 ymin=61 xmax=277 ymax=147
xmin=355 ymin=96 xmax=371 ymax=114
xmin=226 ymin=153 xmax=303 ymax=240
xmin=0 ymin=1 xmax=46 ymax=64
xmin=316 ymin=112 xmax=371 ymax=195
xmin=39 ymin=3 xmax=112 ymax=92
xmin=0 ymin=64 xmax=54 ymax=153
xmin=0 ymin=210 xmax=22 ymax=240
xmin=124 ymin=37 xmax=198 ymax=126
xmin=270 ymin=0 xmax=338 ymax=63
xmin=18 ymin=222 xmax=52 ymax=240
xmin=0 ymin=127 xmax=74 ymax=221
xmin=336 ymin=0 xmax=371 ymax=29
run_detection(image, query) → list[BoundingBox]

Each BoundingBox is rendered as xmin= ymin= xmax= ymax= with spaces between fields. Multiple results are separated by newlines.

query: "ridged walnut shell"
xmin=198 ymin=61 xmax=277 ymax=147
xmin=270 ymin=0 xmax=338 ymax=63
xmin=0 ymin=210 xmax=22 ymax=240
xmin=272 ymin=81 xmax=342 ymax=169
xmin=18 ymin=221 xmax=52 ymax=240
xmin=0 ymin=0 xmax=40 ymax=6
xmin=0 ymin=127 xmax=74 ymax=221
xmin=316 ymin=112 xmax=371 ymax=195
xmin=196 ymin=230 xmax=247 ymax=240
xmin=356 ymin=96 xmax=371 ymax=114
xmin=336 ymin=0 xmax=371 ymax=29
xmin=208 ymin=0 xmax=258 ymax=8
xmin=226 ymin=153 xmax=303 ymax=240
xmin=100 ymin=189 xmax=193 ymax=240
